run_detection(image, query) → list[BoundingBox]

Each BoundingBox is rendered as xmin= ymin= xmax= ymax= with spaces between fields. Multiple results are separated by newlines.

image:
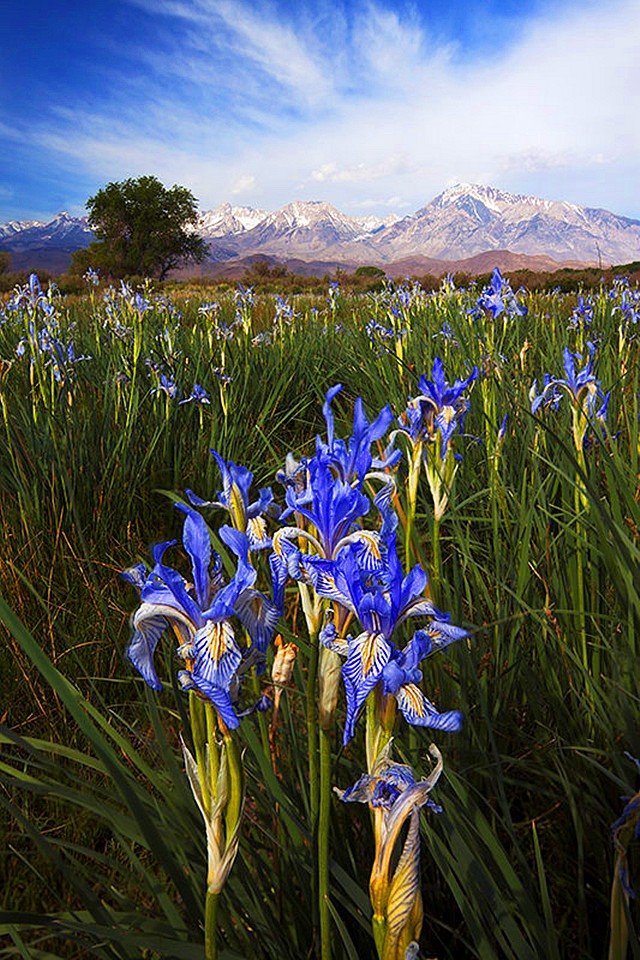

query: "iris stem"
xmin=372 ymin=917 xmax=386 ymax=960
xmin=124 ymin=305 xmax=142 ymax=436
xmin=366 ymin=691 xmax=393 ymax=960
xmin=189 ymin=692 xmax=209 ymax=814
xmin=431 ymin=516 xmax=442 ymax=607
xmin=206 ymin=703 xmax=221 ymax=812
xmin=307 ymin=634 xmax=320 ymax=933
xmin=204 ymin=890 xmax=219 ymax=960
xmin=307 ymin=634 xmax=320 ymax=824
xmin=319 ymin=726 xmax=333 ymax=960
xmin=573 ymin=456 xmax=588 ymax=675
xmin=405 ymin=444 xmax=421 ymax=569
xmin=223 ymin=733 xmax=244 ymax=838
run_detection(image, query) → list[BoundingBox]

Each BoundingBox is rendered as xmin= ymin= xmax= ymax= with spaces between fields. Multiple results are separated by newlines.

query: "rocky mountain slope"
xmin=372 ymin=184 xmax=640 ymax=264
xmin=2 ymin=185 xmax=639 ymax=273
xmin=1 ymin=213 xmax=94 ymax=271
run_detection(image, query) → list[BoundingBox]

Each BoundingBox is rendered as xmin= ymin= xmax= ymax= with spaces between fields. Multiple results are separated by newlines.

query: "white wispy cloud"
xmin=311 ymin=155 xmax=409 ymax=183
xmin=206 ymin=0 xmax=331 ymax=103
xmin=7 ymin=0 xmax=640 ymax=219
xmin=128 ymin=0 xmax=334 ymax=106
xmin=231 ymin=174 xmax=257 ymax=194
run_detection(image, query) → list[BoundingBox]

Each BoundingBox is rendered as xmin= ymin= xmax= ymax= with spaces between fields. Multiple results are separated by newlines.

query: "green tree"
xmin=353 ymin=265 xmax=386 ymax=278
xmin=0 ymin=250 xmax=11 ymax=275
xmin=83 ymin=175 xmax=207 ymax=280
xmin=70 ymin=241 xmax=125 ymax=279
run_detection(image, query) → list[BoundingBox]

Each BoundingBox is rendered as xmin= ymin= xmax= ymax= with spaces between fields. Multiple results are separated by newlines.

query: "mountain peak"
xmin=433 ymin=183 xmax=528 ymax=213
xmin=276 ymin=200 xmax=345 ymax=224
xmin=2 ymin=184 xmax=639 ymax=273
xmin=199 ymin=203 xmax=268 ymax=236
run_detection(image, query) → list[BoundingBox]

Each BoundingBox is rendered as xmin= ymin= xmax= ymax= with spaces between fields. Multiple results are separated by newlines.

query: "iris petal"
xmin=304 ymin=555 xmax=355 ymax=610
xmin=322 ymin=383 xmax=343 ymax=448
xmin=396 ymin=597 xmax=438 ymax=626
xmin=205 ymin=526 xmax=256 ymax=619
xmin=127 ymin=612 xmax=168 ymax=690
xmin=384 ymin=810 xmax=422 ymax=951
xmin=342 ymin=631 xmax=391 ymax=743
xmin=128 ymin=602 xmax=196 ymax=690
xmin=190 ymin=675 xmax=240 ymax=730
xmin=247 ymin=515 xmax=271 ymax=550
xmin=193 ymin=620 xmax=242 ymax=692
xmin=395 ymin=683 xmax=463 ymax=732
xmin=234 ymin=587 xmax=280 ymax=653
xmin=175 ymin=504 xmax=211 ymax=609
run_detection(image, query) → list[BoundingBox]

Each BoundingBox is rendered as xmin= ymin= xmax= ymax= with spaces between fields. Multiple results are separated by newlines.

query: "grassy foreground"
xmin=0 ymin=272 xmax=639 ymax=959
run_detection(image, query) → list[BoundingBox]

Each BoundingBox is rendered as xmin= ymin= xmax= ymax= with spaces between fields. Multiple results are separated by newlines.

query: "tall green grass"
xmin=0 ymin=274 xmax=638 ymax=958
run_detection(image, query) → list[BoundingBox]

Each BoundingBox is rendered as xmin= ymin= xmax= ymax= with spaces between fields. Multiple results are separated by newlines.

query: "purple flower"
xmin=121 ymin=506 xmax=278 ymax=727
xmin=474 ymin=268 xmax=528 ymax=319
xmin=179 ymin=383 xmax=211 ymax=406
xmin=397 ymin=358 xmax=477 ymax=461
xmin=307 ymin=530 xmax=465 ymax=744
xmin=187 ymin=450 xmax=273 ymax=550
xmin=152 ymin=372 xmax=179 ymax=399
xmin=530 ymin=342 xmax=609 ymax=429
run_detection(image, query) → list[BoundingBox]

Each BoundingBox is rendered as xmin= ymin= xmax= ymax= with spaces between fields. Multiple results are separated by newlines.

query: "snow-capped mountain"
xmin=198 ymin=203 xmax=269 ymax=237
xmin=2 ymin=212 xmax=93 ymax=249
xmin=0 ymin=218 xmax=42 ymax=239
xmin=0 ymin=212 xmax=94 ymax=271
xmin=203 ymin=187 xmax=640 ymax=265
xmin=2 ymin=185 xmax=639 ymax=273
xmin=373 ymin=184 xmax=640 ymax=264
xmin=196 ymin=200 xmax=400 ymax=263
xmin=351 ymin=214 xmax=391 ymax=235
xmin=217 ymin=200 xmax=386 ymax=259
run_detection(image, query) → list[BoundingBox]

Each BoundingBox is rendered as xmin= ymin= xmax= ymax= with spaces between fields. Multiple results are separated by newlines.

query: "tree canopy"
xmin=76 ymin=175 xmax=208 ymax=280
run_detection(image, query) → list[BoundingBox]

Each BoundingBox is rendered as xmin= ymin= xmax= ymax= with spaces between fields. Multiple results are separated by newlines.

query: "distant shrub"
xmin=354 ymin=265 xmax=386 ymax=278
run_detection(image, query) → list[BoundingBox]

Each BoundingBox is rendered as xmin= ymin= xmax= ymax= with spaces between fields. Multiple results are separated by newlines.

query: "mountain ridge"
xmin=2 ymin=183 xmax=639 ymax=274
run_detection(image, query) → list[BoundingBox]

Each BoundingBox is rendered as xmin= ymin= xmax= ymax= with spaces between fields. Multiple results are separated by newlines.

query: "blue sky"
xmin=1 ymin=0 xmax=638 ymax=222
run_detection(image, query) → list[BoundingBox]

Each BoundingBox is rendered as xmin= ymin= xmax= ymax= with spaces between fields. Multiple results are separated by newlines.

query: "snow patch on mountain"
xmin=3 ymin=184 xmax=640 ymax=271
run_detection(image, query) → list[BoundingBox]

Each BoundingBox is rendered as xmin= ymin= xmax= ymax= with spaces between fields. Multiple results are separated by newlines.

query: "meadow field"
xmin=0 ymin=269 xmax=639 ymax=960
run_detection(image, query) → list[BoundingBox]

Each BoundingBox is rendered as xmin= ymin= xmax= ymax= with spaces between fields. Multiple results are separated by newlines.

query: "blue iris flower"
xmin=152 ymin=372 xmax=179 ymax=399
xmin=338 ymin=751 xmax=442 ymax=816
xmin=272 ymin=386 xmax=401 ymax=596
xmin=336 ymin=741 xmax=445 ymax=952
xmin=271 ymin=386 xmax=404 ymax=649
xmin=530 ymin=341 xmax=609 ymax=421
xmin=121 ymin=504 xmax=278 ymax=729
xmin=613 ymin=287 xmax=640 ymax=330
xmin=271 ymin=453 xmax=378 ymax=621
xmin=569 ymin=295 xmax=594 ymax=329
xmin=274 ymin=295 xmax=297 ymax=326
xmin=187 ymin=450 xmax=274 ymax=550
xmin=280 ymin=456 xmax=370 ymax=556
xmin=306 ymin=531 xmax=466 ymax=744
xmin=179 ymin=383 xmax=211 ymax=406
xmin=474 ymin=268 xmax=528 ymax=319
xmin=15 ymin=318 xmax=90 ymax=384
xmin=7 ymin=273 xmax=57 ymax=317
xmin=315 ymin=384 xmax=401 ymax=486
xmin=529 ymin=373 xmax=562 ymax=415
xmin=559 ymin=342 xmax=600 ymax=401
xmin=397 ymin=357 xmax=477 ymax=461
